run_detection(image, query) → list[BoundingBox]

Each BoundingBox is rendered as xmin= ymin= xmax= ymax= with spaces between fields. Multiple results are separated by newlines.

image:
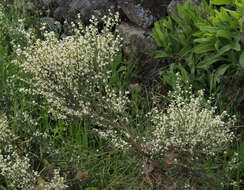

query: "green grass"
xmin=0 ymin=1 xmax=243 ymax=190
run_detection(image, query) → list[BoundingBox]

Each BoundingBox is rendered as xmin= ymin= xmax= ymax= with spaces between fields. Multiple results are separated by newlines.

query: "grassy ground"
xmin=0 ymin=2 xmax=243 ymax=190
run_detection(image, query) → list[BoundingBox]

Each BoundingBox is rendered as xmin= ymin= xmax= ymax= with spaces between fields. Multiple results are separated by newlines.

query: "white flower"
xmin=145 ymin=79 xmax=235 ymax=159
xmin=13 ymin=11 xmax=125 ymax=124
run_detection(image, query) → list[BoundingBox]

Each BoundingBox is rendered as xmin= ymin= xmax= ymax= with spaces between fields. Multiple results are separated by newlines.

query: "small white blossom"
xmin=13 ymin=11 xmax=126 ymax=124
xmin=145 ymin=79 xmax=235 ymax=159
xmin=39 ymin=169 xmax=68 ymax=190
xmin=0 ymin=115 xmax=39 ymax=189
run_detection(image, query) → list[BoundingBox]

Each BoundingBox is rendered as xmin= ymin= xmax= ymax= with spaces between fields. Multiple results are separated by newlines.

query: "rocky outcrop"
xmin=4 ymin=0 xmax=201 ymax=78
xmin=11 ymin=0 xmax=171 ymax=27
xmin=8 ymin=0 xmax=173 ymax=55
xmin=7 ymin=0 xmax=186 ymax=46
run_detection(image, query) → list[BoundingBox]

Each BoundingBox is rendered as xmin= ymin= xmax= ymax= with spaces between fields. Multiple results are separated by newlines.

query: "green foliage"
xmin=0 ymin=1 xmax=243 ymax=189
xmin=0 ymin=1 xmax=43 ymax=114
xmin=109 ymin=50 xmax=139 ymax=91
xmin=152 ymin=0 xmax=244 ymax=116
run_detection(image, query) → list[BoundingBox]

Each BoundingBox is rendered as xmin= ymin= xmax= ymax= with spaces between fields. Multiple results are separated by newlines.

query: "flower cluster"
xmin=39 ymin=169 xmax=68 ymax=190
xmin=145 ymin=80 xmax=235 ymax=159
xmin=0 ymin=114 xmax=69 ymax=189
xmin=12 ymin=11 xmax=128 ymax=125
xmin=95 ymin=128 xmax=132 ymax=151
xmin=0 ymin=114 xmax=39 ymax=189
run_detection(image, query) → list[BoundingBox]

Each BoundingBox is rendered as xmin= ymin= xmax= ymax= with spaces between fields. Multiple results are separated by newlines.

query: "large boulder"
xmin=118 ymin=0 xmax=154 ymax=29
xmin=118 ymin=0 xmax=171 ymax=29
xmin=53 ymin=0 xmax=116 ymax=23
xmin=119 ymin=22 xmax=157 ymax=55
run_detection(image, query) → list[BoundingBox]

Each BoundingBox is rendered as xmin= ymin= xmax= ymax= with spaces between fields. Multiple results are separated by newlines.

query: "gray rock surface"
xmin=2 ymin=0 xmax=202 ymax=79
xmin=119 ymin=22 xmax=156 ymax=55
xmin=118 ymin=0 xmax=154 ymax=29
xmin=40 ymin=17 xmax=62 ymax=32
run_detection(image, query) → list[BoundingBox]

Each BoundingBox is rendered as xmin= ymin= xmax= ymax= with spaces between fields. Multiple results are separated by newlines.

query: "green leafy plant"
xmin=152 ymin=0 xmax=244 ymax=116
xmin=152 ymin=0 xmax=212 ymax=90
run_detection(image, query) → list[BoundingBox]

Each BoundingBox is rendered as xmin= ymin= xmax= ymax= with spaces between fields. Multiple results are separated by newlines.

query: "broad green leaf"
xmin=197 ymin=57 xmax=224 ymax=69
xmin=163 ymin=17 xmax=173 ymax=31
xmin=172 ymin=14 xmax=187 ymax=30
xmin=193 ymin=43 xmax=216 ymax=54
xmin=210 ymin=16 xmax=220 ymax=25
xmin=118 ymin=66 xmax=127 ymax=72
xmin=210 ymin=0 xmax=232 ymax=5
xmin=154 ymin=50 xmax=172 ymax=58
xmin=169 ymin=63 xmax=176 ymax=72
xmin=235 ymin=0 xmax=242 ymax=9
xmin=178 ymin=34 xmax=187 ymax=46
xmin=192 ymin=31 xmax=205 ymax=37
xmin=186 ymin=53 xmax=195 ymax=75
xmin=152 ymin=22 xmax=165 ymax=46
xmin=231 ymin=40 xmax=241 ymax=51
xmin=177 ymin=64 xmax=189 ymax=81
xmin=239 ymin=50 xmax=244 ymax=67
xmin=196 ymin=25 xmax=218 ymax=32
xmin=224 ymin=8 xmax=240 ymax=19
xmin=85 ymin=188 xmax=97 ymax=190
xmin=216 ymin=64 xmax=230 ymax=75
xmin=215 ymin=44 xmax=233 ymax=55
xmin=194 ymin=37 xmax=214 ymax=43
xmin=197 ymin=45 xmax=232 ymax=69
xmin=216 ymin=30 xmax=231 ymax=40
xmin=217 ymin=7 xmax=229 ymax=22
xmin=178 ymin=44 xmax=192 ymax=57
xmin=209 ymin=74 xmax=217 ymax=94
xmin=215 ymin=39 xmax=221 ymax=50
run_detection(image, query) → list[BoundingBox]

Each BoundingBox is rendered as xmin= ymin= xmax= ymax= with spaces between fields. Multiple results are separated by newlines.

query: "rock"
xmin=53 ymin=6 xmax=70 ymax=21
xmin=118 ymin=0 xmax=154 ymax=29
xmin=119 ymin=22 xmax=157 ymax=56
xmin=40 ymin=17 xmax=62 ymax=32
xmin=119 ymin=22 xmax=161 ymax=80
xmin=42 ymin=0 xmax=52 ymax=8
xmin=68 ymin=0 xmax=111 ymax=22
xmin=69 ymin=0 xmax=93 ymax=16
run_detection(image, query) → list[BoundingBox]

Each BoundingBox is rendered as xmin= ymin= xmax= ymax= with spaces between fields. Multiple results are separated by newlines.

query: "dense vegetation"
xmin=0 ymin=0 xmax=243 ymax=189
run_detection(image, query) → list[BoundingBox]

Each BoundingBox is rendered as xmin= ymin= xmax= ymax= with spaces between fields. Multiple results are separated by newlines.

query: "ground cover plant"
xmin=0 ymin=0 xmax=243 ymax=189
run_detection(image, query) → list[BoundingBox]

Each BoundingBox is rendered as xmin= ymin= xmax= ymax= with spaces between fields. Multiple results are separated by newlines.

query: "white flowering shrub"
xmin=145 ymin=80 xmax=235 ymax=160
xmin=13 ymin=11 xmax=131 ymax=125
xmin=0 ymin=114 xmax=39 ymax=189
xmin=12 ymin=11 xmax=141 ymax=155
